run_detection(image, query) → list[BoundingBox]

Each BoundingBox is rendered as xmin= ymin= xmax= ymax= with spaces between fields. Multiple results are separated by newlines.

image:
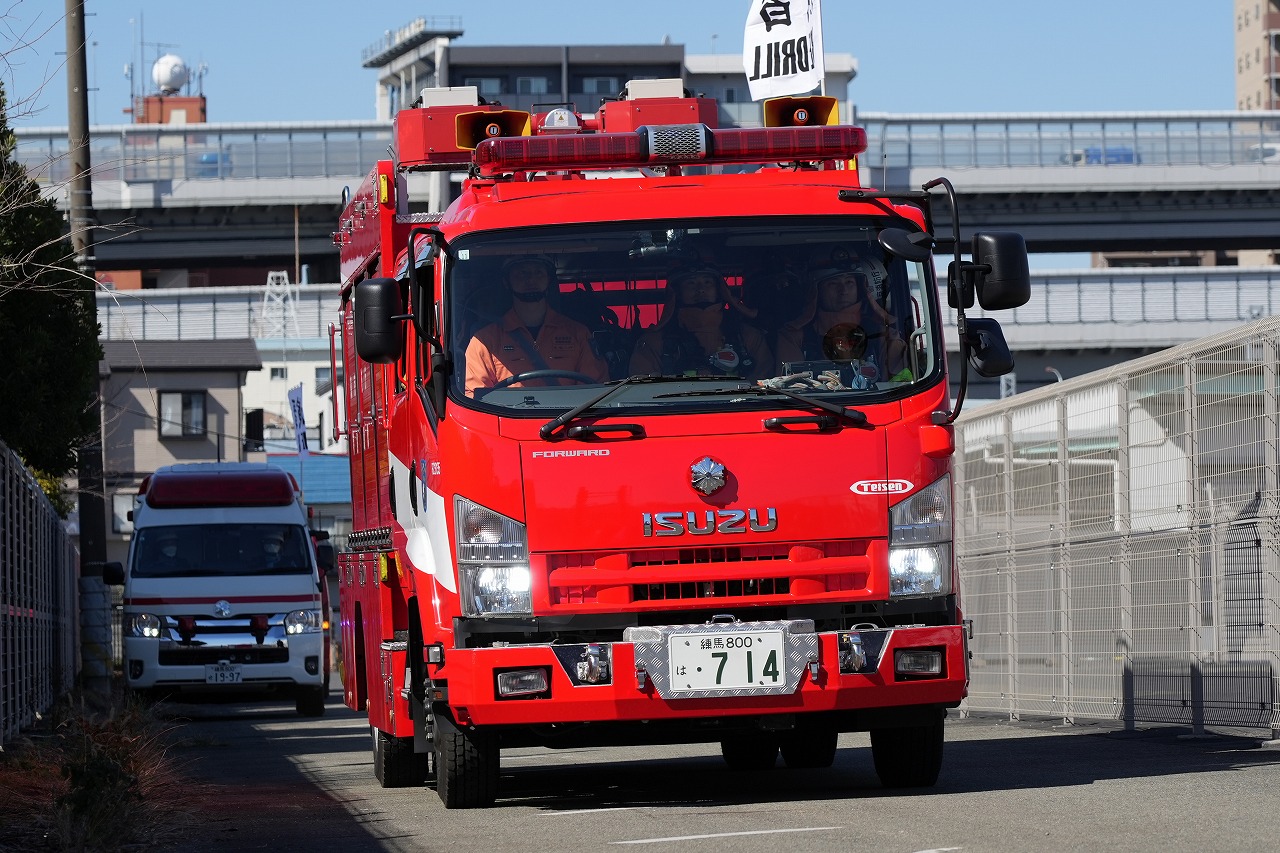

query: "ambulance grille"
xmin=644 ymin=124 xmax=710 ymax=161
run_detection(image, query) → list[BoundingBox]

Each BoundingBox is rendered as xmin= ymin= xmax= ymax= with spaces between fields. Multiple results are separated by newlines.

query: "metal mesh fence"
xmin=956 ymin=315 xmax=1280 ymax=736
xmin=0 ymin=440 xmax=80 ymax=745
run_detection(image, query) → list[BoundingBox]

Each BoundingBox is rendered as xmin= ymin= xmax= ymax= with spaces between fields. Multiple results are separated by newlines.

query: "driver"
xmin=464 ymin=255 xmax=608 ymax=396
xmin=775 ymin=252 xmax=909 ymax=380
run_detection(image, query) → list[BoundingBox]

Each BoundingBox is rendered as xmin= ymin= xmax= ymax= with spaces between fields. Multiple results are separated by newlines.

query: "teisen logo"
xmin=530 ymin=449 xmax=612 ymax=458
xmin=851 ymin=479 xmax=914 ymax=495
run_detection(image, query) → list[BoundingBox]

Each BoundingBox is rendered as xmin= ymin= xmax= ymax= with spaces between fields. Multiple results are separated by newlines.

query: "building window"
xmin=582 ymin=76 xmax=619 ymax=95
xmin=464 ymin=77 xmax=504 ymax=96
xmin=724 ymin=87 xmax=737 ymax=103
xmin=517 ymin=76 xmax=549 ymax=95
xmin=270 ymin=366 xmax=287 ymax=380
xmin=159 ymin=391 xmax=206 ymax=438
xmin=112 ymin=493 xmax=136 ymax=534
xmin=314 ymin=365 xmax=344 ymax=395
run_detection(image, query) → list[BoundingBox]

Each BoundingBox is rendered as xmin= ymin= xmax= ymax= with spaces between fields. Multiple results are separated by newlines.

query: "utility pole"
xmin=67 ymin=0 xmax=104 ymax=562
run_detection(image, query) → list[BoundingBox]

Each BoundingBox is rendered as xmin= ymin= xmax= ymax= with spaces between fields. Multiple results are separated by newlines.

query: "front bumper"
xmin=422 ymin=622 xmax=967 ymax=727
xmin=124 ymin=631 xmax=326 ymax=690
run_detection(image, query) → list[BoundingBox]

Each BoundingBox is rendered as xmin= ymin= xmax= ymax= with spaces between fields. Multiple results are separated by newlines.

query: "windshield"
xmin=448 ymin=218 xmax=941 ymax=413
xmin=132 ymin=524 xmax=313 ymax=578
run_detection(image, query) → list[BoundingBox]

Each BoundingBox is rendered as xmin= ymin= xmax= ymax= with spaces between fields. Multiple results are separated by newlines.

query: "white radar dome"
xmin=151 ymin=54 xmax=189 ymax=95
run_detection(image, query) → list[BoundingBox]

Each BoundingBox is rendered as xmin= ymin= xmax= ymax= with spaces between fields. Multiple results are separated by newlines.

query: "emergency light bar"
xmin=143 ymin=469 xmax=300 ymax=508
xmin=473 ymin=124 xmax=868 ymax=176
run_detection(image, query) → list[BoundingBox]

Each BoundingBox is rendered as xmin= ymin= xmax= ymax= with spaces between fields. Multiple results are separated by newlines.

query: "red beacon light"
xmin=474 ymin=123 xmax=867 ymax=176
xmin=146 ymin=468 xmax=299 ymax=508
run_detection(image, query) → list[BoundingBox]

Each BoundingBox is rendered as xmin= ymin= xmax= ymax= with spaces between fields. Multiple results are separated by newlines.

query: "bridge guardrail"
xmin=18 ymin=110 xmax=1280 ymax=191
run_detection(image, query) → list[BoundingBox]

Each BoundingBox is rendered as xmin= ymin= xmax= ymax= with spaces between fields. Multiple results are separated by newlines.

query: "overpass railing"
xmin=93 ymin=268 xmax=1280 ymax=352
xmin=17 ymin=110 xmax=1280 ymax=188
xmin=0 ymin=439 xmax=79 ymax=745
xmin=955 ymin=314 xmax=1280 ymax=736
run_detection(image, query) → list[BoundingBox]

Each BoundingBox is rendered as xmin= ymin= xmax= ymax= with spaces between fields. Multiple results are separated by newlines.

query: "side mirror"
xmin=314 ymin=540 xmax=337 ymax=576
xmin=878 ymin=227 xmax=934 ymax=263
xmin=965 ymin=318 xmax=1015 ymax=377
xmin=103 ymin=561 xmax=125 ymax=585
xmin=354 ymin=277 xmax=405 ymax=364
xmin=972 ymin=232 xmax=1030 ymax=310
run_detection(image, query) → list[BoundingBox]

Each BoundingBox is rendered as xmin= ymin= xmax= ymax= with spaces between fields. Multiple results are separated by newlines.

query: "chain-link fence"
xmin=0 ymin=440 xmax=80 ymax=744
xmin=956 ymin=315 xmax=1280 ymax=737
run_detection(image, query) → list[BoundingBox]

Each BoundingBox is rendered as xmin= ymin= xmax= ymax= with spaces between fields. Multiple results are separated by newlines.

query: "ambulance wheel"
xmin=779 ymin=722 xmax=839 ymax=768
xmin=295 ymin=685 xmax=327 ymax=717
xmin=486 ymin=369 xmax=598 ymax=392
xmin=870 ymin=716 xmax=944 ymax=788
xmin=433 ymin=712 xmax=499 ymax=808
xmin=719 ymin=735 xmax=778 ymax=771
xmin=372 ymin=725 xmax=430 ymax=788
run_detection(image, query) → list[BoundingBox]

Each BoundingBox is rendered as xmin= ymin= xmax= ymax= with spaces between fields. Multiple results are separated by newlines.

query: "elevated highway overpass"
xmin=16 ymin=109 xmax=1280 ymax=272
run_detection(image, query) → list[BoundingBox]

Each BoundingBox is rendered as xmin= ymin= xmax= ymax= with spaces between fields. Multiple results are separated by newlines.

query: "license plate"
xmin=667 ymin=629 xmax=786 ymax=692
xmin=205 ymin=663 xmax=243 ymax=684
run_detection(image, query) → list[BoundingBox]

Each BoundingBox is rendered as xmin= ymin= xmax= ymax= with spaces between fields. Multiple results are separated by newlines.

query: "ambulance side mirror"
xmin=354 ymin=277 xmax=405 ymax=364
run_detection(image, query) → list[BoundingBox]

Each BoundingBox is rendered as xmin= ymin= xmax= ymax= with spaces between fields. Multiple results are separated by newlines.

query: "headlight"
xmin=129 ymin=613 xmax=164 ymax=638
xmin=284 ymin=609 xmax=323 ymax=634
xmin=455 ymin=497 xmax=531 ymax=616
xmin=888 ymin=474 xmax=953 ymax=598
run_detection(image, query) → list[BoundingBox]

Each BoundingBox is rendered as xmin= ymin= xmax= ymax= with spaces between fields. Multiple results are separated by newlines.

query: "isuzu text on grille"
xmin=642 ymin=508 xmax=778 ymax=537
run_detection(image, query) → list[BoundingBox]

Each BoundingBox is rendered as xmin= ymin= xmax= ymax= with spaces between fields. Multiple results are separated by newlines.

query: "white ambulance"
xmin=106 ymin=462 xmax=330 ymax=715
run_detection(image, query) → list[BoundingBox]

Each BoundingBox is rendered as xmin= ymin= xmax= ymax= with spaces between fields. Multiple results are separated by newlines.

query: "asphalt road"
xmin=160 ymin=694 xmax=1280 ymax=853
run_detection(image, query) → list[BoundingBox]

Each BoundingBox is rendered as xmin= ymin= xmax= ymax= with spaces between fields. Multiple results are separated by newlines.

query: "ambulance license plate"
xmin=667 ymin=629 xmax=786 ymax=692
xmin=205 ymin=663 xmax=243 ymax=684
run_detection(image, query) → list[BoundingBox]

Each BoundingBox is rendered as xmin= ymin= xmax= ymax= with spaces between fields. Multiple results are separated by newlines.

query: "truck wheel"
xmin=779 ymin=723 xmax=838 ymax=768
xmin=870 ymin=716 xmax=944 ymax=788
xmin=719 ymin=735 xmax=778 ymax=771
xmin=372 ymin=725 xmax=430 ymax=788
xmin=295 ymin=686 xmax=327 ymax=717
xmin=433 ymin=712 xmax=499 ymax=808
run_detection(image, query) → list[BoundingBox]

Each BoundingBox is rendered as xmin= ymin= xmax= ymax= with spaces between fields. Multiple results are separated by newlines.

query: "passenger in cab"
xmin=775 ymin=251 xmax=911 ymax=382
xmin=629 ymin=263 xmax=772 ymax=380
xmin=464 ymin=255 xmax=608 ymax=396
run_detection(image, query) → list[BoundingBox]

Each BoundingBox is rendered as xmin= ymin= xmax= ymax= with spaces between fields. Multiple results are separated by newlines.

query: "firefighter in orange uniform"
xmin=464 ymin=256 xmax=608 ymax=397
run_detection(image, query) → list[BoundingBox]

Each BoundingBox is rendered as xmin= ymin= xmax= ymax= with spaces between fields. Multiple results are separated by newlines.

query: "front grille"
xmin=545 ymin=541 xmax=868 ymax=608
xmin=634 ymin=577 xmax=790 ymax=602
xmin=158 ymin=647 xmax=289 ymax=666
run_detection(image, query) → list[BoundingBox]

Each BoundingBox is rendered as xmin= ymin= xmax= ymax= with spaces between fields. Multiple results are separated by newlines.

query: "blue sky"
xmin=5 ymin=1 xmax=1235 ymax=127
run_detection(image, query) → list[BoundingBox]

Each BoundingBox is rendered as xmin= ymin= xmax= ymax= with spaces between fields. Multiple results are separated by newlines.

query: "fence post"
xmin=78 ymin=564 xmax=112 ymax=717
xmin=1116 ymin=377 xmax=1136 ymax=731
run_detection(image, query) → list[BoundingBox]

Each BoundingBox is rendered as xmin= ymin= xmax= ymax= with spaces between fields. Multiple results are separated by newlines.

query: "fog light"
xmin=129 ymin=660 xmax=144 ymax=680
xmin=895 ymin=649 xmax=942 ymax=676
xmin=496 ymin=668 xmax=548 ymax=698
xmin=305 ymin=656 xmax=320 ymax=675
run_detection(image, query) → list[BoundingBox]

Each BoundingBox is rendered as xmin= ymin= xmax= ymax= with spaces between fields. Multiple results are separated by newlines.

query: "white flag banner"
xmin=287 ymin=383 xmax=310 ymax=457
xmin=742 ymin=0 xmax=825 ymax=101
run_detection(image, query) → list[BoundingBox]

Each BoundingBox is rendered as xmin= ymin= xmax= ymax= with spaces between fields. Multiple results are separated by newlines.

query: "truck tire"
xmin=779 ymin=723 xmax=838 ymax=768
xmin=870 ymin=716 xmax=944 ymax=788
xmin=372 ymin=725 xmax=430 ymax=788
xmin=295 ymin=685 xmax=327 ymax=717
xmin=719 ymin=735 xmax=778 ymax=771
xmin=433 ymin=712 xmax=499 ymax=808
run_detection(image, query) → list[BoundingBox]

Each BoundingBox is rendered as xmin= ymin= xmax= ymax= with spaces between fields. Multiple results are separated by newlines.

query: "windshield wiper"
xmin=653 ymin=383 xmax=869 ymax=428
xmin=539 ymin=374 xmax=728 ymax=440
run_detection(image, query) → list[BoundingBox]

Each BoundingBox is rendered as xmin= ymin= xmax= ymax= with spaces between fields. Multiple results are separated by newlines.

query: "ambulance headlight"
xmin=284 ymin=609 xmax=323 ymax=634
xmin=129 ymin=613 xmax=164 ymax=638
xmin=455 ymin=497 xmax=532 ymax=616
xmin=888 ymin=475 xmax=953 ymax=598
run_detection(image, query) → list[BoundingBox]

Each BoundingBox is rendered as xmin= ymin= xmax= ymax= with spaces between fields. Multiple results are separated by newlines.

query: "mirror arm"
xmin=923 ymin=176 xmax=972 ymax=424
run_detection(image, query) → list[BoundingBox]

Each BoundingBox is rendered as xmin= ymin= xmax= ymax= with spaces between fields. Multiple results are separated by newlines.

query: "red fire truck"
xmin=332 ymin=79 xmax=1028 ymax=808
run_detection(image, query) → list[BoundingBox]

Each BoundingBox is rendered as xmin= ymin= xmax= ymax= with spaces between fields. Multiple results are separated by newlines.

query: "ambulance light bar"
xmin=474 ymin=124 xmax=868 ymax=176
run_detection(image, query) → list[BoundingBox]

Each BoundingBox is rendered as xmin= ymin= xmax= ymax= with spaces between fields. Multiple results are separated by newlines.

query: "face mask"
xmin=265 ymin=542 xmax=282 ymax=555
xmin=512 ymin=289 xmax=547 ymax=303
xmin=161 ymin=545 xmax=177 ymax=558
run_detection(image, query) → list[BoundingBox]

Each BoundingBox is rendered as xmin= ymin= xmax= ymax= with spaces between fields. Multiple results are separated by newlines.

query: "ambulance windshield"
xmin=448 ymin=218 xmax=942 ymax=414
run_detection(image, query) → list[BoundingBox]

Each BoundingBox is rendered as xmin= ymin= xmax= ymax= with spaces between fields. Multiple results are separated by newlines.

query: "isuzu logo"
xmin=690 ymin=456 xmax=726 ymax=495
xmin=642 ymin=508 xmax=778 ymax=537
xmin=850 ymin=479 xmax=914 ymax=495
